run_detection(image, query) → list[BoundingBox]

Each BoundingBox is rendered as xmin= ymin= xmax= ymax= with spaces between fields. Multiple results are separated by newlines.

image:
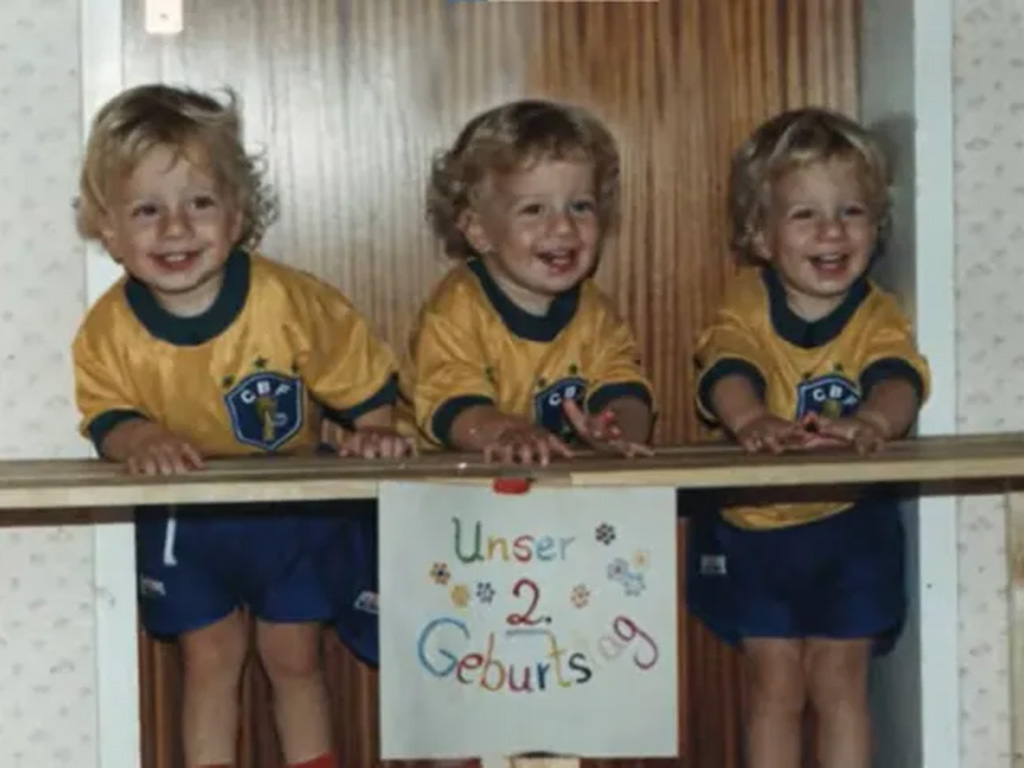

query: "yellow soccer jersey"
xmin=73 ymin=250 xmax=397 ymax=457
xmin=695 ymin=266 xmax=930 ymax=530
xmin=401 ymin=259 xmax=653 ymax=448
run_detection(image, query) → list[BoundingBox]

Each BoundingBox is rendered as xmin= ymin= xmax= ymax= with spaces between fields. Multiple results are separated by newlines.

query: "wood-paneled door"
xmin=121 ymin=1 xmax=859 ymax=765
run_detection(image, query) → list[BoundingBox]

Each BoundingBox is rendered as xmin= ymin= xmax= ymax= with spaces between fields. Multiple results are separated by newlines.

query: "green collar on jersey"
xmin=762 ymin=266 xmax=871 ymax=349
xmin=467 ymin=258 xmax=581 ymax=342
xmin=124 ymin=249 xmax=250 ymax=346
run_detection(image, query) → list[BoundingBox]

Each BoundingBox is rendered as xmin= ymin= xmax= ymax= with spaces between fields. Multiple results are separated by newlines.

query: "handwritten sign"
xmin=378 ymin=482 xmax=678 ymax=760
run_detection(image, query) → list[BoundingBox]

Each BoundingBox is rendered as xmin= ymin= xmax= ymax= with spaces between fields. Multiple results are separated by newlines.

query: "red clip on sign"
xmin=492 ymin=477 xmax=531 ymax=495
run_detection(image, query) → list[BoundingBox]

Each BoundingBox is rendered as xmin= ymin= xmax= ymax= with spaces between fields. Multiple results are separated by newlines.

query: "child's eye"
xmin=519 ymin=203 xmax=544 ymax=217
xmin=130 ymin=203 xmax=159 ymax=218
xmin=570 ymin=199 xmax=596 ymax=214
xmin=191 ymin=194 xmax=217 ymax=210
xmin=789 ymin=208 xmax=816 ymax=220
xmin=842 ymin=204 xmax=867 ymax=217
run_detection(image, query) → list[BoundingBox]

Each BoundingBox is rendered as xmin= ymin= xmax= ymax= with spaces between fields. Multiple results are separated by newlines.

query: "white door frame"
xmin=81 ymin=1 xmax=960 ymax=766
xmin=902 ymin=2 xmax=961 ymax=765
xmin=82 ymin=1 xmax=140 ymax=767
xmin=859 ymin=0 xmax=960 ymax=765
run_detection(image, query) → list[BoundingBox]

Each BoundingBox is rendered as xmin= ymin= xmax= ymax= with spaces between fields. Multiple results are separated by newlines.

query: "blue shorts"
xmin=685 ymin=497 xmax=906 ymax=654
xmin=135 ymin=499 xmax=379 ymax=664
xmin=315 ymin=499 xmax=380 ymax=668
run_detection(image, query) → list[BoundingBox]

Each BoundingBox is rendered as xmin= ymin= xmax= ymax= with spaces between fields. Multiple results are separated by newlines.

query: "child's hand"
xmin=562 ymin=399 xmax=654 ymax=458
xmin=480 ymin=420 xmax=573 ymax=466
xmin=321 ymin=421 xmax=416 ymax=459
xmin=121 ymin=425 xmax=204 ymax=476
xmin=801 ymin=411 xmax=890 ymax=454
xmin=733 ymin=411 xmax=811 ymax=454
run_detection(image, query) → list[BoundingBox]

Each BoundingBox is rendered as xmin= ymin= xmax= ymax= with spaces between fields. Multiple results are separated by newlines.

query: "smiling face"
xmin=460 ymin=157 xmax=600 ymax=315
xmin=756 ymin=156 xmax=878 ymax=321
xmin=100 ymin=143 xmax=243 ymax=318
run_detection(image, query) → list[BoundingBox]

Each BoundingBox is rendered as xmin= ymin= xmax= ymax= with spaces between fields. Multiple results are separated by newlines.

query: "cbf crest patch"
xmin=225 ymin=372 xmax=304 ymax=451
xmin=533 ymin=376 xmax=586 ymax=439
xmin=795 ymin=373 xmax=860 ymax=420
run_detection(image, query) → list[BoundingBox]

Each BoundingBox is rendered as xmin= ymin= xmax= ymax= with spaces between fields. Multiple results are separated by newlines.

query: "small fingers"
xmin=616 ymin=440 xmax=653 ymax=458
xmin=546 ymin=435 xmax=574 ymax=460
xmin=562 ymin=398 xmax=590 ymax=437
xmin=125 ymin=456 xmax=150 ymax=475
xmin=739 ymin=434 xmax=762 ymax=453
xmin=499 ymin=442 xmax=516 ymax=464
xmin=514 ymin=440 xmax=533 ymax=465
xmin=180 ymin=442 xmax=205 ymax=470
xmin=338 ymin=433 xmax=360 ymax=458
xmin=761 ymin=433 xmax=785 ymax=454
xmin=320 ymin=421 xmax=346 ymax=448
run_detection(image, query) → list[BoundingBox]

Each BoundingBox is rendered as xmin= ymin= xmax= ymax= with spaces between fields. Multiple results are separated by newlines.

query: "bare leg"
xmin=180 ymin=610 xmax=249 ymax=766
xmin=804 ymin=638 xmax=872 ymax=768
xmin=743 ymin=638 xmax=807 ymax=768
xmin=257 ymin=620 xmax=333 ymax=764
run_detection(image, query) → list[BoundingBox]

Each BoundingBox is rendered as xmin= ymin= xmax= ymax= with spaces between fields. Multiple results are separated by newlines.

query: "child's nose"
xmin=549 ymin=210 xmax=578 ymax=236
xmin=161 ymin=208 xmax=193 ymax=237
xmin=818 ymin=215 xmax=845 ymax=239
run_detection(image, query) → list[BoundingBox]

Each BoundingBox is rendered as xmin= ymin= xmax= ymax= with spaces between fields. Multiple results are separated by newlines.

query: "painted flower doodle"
xmin=450 ymin=583 xmax=471 ymax=608
xmin=430 ymin=562 xmax=451 ymax=585
xmin=622 ymin=572 xmax=646 ymax=597
xmin=606 ymin=557 xmax=629 ymax=582
xmin=595 ymin=522 xmax=616 ymax=545
xmin=631 ymin=549 xmax=651 ymax=572
xmin=475 ymin=581 xmax=495 ymax=604
xmin=570 ymin=584 xmax=591 ymax=608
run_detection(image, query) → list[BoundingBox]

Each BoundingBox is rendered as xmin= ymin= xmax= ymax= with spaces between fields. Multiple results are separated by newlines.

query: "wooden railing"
xmin=4 ymin=432 xmax=1024 ymax=768
xmin=3 ymin=433 xmax=1023 ymax=509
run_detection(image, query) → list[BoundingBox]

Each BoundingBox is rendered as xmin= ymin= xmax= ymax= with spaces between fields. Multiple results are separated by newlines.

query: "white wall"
xmin=0 ymin=1 xmax=98 ymax=766
xmin=952 ymin=1 xmax=1024 ymax=765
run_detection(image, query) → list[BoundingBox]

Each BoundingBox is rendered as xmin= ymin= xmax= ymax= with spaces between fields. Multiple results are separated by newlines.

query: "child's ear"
xmin=458 ymin=208 xmax=494 ymax=255
xmin=751 ymin=230 xmax=772 ymax=262
xmin=97 ymin=215 xmax=120 ymax=259
xmin=229 ymin=207 xmax=244 ymax=245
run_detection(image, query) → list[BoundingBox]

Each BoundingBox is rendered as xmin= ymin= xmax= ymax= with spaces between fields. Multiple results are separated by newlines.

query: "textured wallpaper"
xmin=954 ymin=1 xmax=1021 ymax=765
xmin=0 ymin=0 xmax=97 ymax=766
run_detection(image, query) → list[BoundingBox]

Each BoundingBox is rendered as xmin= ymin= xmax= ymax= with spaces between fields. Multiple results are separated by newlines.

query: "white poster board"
xmin=378 ymin=482 xmax=678 ymax=760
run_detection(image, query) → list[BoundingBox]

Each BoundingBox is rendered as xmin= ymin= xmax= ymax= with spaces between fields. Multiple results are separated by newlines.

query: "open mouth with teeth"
xmin=808 ymin=253 xmax=850 ymax=276
xmin=535 ymin=249 xmax=581 ymax=275
xmin=152 ymin=250 xmax=201 ymax=272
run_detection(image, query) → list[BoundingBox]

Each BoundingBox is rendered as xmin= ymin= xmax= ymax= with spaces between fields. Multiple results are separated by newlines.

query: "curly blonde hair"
xmin=426 ymin=99 xmax=621 ymax=259
xmin=76 ymin=83 xmax=277 ymax=250
xmin=728 ymin=107 xmax=891 ymax=262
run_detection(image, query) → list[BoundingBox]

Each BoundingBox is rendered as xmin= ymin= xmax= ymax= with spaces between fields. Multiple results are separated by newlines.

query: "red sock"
xmin=289 ymin=756 xmax=336 ymax=768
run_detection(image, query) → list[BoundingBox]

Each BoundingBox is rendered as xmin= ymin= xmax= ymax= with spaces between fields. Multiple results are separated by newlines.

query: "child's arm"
xmin=695 ymin=294 xmax=812 ymax=453
xmin=299 ymin=281 xmax=414 ymax=460
xmin=74 ymin=323 xmax=204 ymax=475
xmin=706 ymin=373 xmax=809 ymax=453
xmin=569 ymin=296 xmax=655 ymax=456
xmin=695 ymin=283 xmax=853 ymax=452
xmin=100 ymin=419 xmax=204 ymax=474
xmin=595 ymin=395 xmax=653 ymax=446
xmin=804 ymin=300 xmax=929 ymax=453
xmin=804 ymin=378 xmax=918 ymax=454
xmin=448 ymin=404 xmax=573 ymax=465
xmin=320 ymin=404 xmax=415 ymax=458
xmin=856 ymin=378 xmax=920 ymax=438
xmin=408 ymin=301 xmax=572 ymax=464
